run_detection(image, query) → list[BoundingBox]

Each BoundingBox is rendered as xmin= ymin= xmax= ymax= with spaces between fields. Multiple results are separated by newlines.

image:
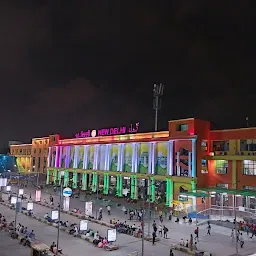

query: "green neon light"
xmin=130 ymin=176 xmax=134 ymax=199
xmin=166 ymin=178 xmax=170 ymax=206
xmin=150 ymin=177 xmax=155 ymax=202
xmin=134 ymin=175 xmax=137 ymax=199
xmin=64 ymin=170 xmax=69 ymax=187
xmin=46 ymin=170 xmax=50 ymax=185
xmin=82 ymin=173 xmax=87 ymax=190
xmin=53 ymin=169 xmax=57 ymax=184
xmin=119 ymin=174 xmax=122 ymax=197
xmin=72 ymin=171 xmax=77 ymax=188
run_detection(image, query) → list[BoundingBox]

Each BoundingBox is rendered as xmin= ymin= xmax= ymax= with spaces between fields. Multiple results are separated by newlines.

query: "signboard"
xmin=27 ymin=202 xmax=33 ymax=210
xmin=18 ymin=189 xmax=24 ymax=195
xmin=51 ymin=210 xmax=59 ymax=220
xmin=63 ymin=187 xmax=72 ymax=197
xmin=11 ymin=197 xmax=17 ymax=204
xmin=85 ymin=201 xmax=93 ymax=216
xmin=6 ymin=186 xmax=11 ymax=192
xmin=0 ymin=178 xmax=7 ymax=187
xmin=75 ymin=122 xmax=140 ymax=138
xmin=63 ymin=197 xmax=70 ymax=211
xmin=107 ymin=229 xmax=117 ymax=242
xmin=79 ymin=220 xmax=88 ymax=231
xmin=35 ymin=190 xmax=41 ymax=202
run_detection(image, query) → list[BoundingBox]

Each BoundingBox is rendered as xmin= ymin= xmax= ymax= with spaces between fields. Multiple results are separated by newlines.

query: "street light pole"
xmin=14 ymin=173 xmax=20 ymax=228
xmin=57 ymin=171 xmax=64 ymax=255
xmin=141 ymin=187 xmax=146 ymax=256
xmin=153 ymin=83 xmax=164 ymax=132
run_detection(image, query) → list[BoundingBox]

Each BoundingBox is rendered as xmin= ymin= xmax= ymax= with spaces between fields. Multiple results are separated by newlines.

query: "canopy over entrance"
xmin=197 ymin=187 xmax=256 ymax=197
xmin=180 ymin=191 xmax=210 ymax=198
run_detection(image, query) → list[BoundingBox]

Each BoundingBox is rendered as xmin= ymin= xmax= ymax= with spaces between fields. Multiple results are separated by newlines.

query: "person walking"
xmin=240 ymin=233 xmax=244 ymax=248
xmin=207 ymin=223 xmax=211 ymax=235
xmin=163 ymin=225 xmax=169 ymax=238
xmin=152 ymin=230 xmax=156 ymax=245
xmin=194 ymin=227 xmax=199 ymax=241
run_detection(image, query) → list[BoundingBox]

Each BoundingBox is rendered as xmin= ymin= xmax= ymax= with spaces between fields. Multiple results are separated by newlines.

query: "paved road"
xmin=0 ymin=204 xmax=187 ymax=256
xmin=7 ymin=186 xmax=256 ymax=256
xmin=0 ymin=230 xmax=29 ymax=256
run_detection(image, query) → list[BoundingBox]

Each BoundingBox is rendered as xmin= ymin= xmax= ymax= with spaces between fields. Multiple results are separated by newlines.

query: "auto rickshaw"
xmin=30 ymin=242 xmax=54 ymax=256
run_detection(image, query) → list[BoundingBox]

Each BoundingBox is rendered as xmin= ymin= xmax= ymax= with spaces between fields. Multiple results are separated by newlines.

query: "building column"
xmin=190 ymin=180 xmax=196 ymax=208
xmin=148 ymin=143 xmax=152 ymax=174
xmin=148 ymin=176 xmax=155 ymax=202
xmin=167 ymin=140 xmax=174 ymax=175
xmin=72 ymin=171 xmax=77 ymax=189
xmin=64 ymin=170 xmax=69 ymax=187
xmin=166 ymin=178 xmax=173 ymax=207
xmin=103 ymin=173 xmax=109 ymax=195
xmin=116 ymin=174 xmax=123 ymax=197
xmin=176 ymin=152 xmax=180 ymax=176
xmin=46 ymin=170 xmax=50 ymax=185
xmin=188 ymin=152 xmax=192 ymax=177
xmin=106 ymin=145 xmax=111 ymax=171
xmin=53 ymin=169 xmax=57 ymax=184
xmin=83 ymin=146 xmax=89 ymax=169
xmin=57 ymin=170 xmax=61 ymax=185
xmin=130 ymin=175 xmax=138 ymax=199
xmin=93 ymin=145 xmax=99 ymax=170
xmin=232 ymin=160 xmax=237 ymax=189
xmin=151 ymin=143 xmax=156 ymax=174
xmin=92 ymin=172 xmax=98 ymax=192
xmin=191 ymin=138 xmax=196 ymax=177
xmin=117 ymin=144 xmax=122 ymax=172
xmin=134 ymin=143 xmax=139 ymax=173
xmin=81 ymin=172 xmax=87 ymax=190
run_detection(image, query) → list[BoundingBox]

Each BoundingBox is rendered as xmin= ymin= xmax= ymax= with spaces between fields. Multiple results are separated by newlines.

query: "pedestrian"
xmin=159 ymin=215 xmax=163 ymax=224
xmin=169 ymin=248 xmax=174 ymax=256
xmin=107 ymin=205 xmax=111 ymax=215
xmin=240 ymin=233 xmax=244 ymax=248
xmin=207 ymin=223 xmax=211 ymax=235
xmin=158 ymin=224 xmax=163 ymax=237
xmin=163 ymin=225 xmax=168 ymax=238
xmin=231 ymin=229 xmax=234 ymax=242
xmin=152 ymin=230 xmax=156 ymax=245
xmin=194 ymin=226 xmax=199 ymax=241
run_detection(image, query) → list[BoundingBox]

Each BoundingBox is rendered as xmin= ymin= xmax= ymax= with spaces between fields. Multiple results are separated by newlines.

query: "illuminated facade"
xmin=10 ymin=137 xmax=50 ymax=173
xmin=10 ymin=118 xmax=256 ymax=208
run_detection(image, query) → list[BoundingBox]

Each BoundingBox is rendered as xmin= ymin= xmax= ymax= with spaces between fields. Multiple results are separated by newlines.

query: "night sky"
xmin=1 ymin=2 xmax=255 ymax=144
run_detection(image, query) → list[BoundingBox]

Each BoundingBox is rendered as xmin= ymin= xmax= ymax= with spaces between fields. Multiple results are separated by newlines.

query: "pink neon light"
xmin=75 ymin=123 xmax=140 ymax=138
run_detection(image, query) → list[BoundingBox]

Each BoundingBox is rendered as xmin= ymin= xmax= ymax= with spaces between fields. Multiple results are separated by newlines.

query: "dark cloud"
xmin=0 ymin=1 xmax=255 ymax=144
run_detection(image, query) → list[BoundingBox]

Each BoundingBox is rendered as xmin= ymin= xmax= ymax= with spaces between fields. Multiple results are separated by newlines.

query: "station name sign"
xmin=75 ymin=122 xmax=140 ymax=138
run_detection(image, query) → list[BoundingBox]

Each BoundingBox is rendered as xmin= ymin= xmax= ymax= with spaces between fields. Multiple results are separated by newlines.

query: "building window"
xmin=215 ymin=160 xmax=228 ymax=174
xmin=201 ymin=140 xmax=208 ymax=152
xmin=201 ymin=170 xmax=208 ymax=174
xmin=216 ymin=183 xmax=228 ymax=189
xmin=243 ymin=186 xmax=256 ymax=191
xmin=213 ymin=141 xmax=229 ymax=151
xmin=240 ymin=139 xmax=256 ymax=151
xmin=176 ymin=124 xmax=188 ymax=131
xmin=243 ymin=160 xmax=256 ymax=175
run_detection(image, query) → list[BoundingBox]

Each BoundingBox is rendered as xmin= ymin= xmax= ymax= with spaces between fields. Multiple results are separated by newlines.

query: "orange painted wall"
xmin=210 ymin=128 xmax=256 ymax=140
xmin=237 ymin=160 xmax=256 ymax=189
xmin=207 ymin=160 xmax=233 ymax=188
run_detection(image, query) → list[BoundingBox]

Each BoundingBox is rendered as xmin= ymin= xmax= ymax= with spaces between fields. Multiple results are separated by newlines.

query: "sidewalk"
xmin=0 ymin=202 xmax=187 ymax=256
xmin=9 ymin=185 xmax=256 ymax=255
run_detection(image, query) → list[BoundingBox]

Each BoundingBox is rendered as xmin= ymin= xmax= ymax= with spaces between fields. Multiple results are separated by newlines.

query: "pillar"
xmin=57 ymin=170 xmax=61 ymax=185
xmin=190 ymin=180 xmax=196 ymax=209
xmin=151 ymin=143 xmax=156 ymax=174
xmin=176 ymin=152 xmax=180 ymax=176
xmin=92 ymin=172 xmax=97 ymax=192
xmin=147 ymin=176 xmax=155 ymax=202
xmin=82 ymin=172 xmax=87 ymax=190
xmin=188 ymin=152 xmax=192 ymax=177
xmin=53 ymin=169 xmax=57 ymax=184
xmin=167 ymin=140 xmax=174 ymax=175
xmin=166 ymin=178 xmax=173 ymax=207
xmin=103 ymin=173 xmax=109 ymax=194
xmin=130 ymin=175 xmax=138 ymax=199
xmin=191 ymin=138 xmax=196 ymax=177
xmin=46 ymin=170 xmax=50 ymax=185
xmin=72 ymin=171 xmax=77 ymax=189
xmin=64 ymin=170 xmax=69 ymax=187
xmin=232 ymin=160 xmax=237 ymax=189
xmin=116 ymin=174 xmax=123 ymax=197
